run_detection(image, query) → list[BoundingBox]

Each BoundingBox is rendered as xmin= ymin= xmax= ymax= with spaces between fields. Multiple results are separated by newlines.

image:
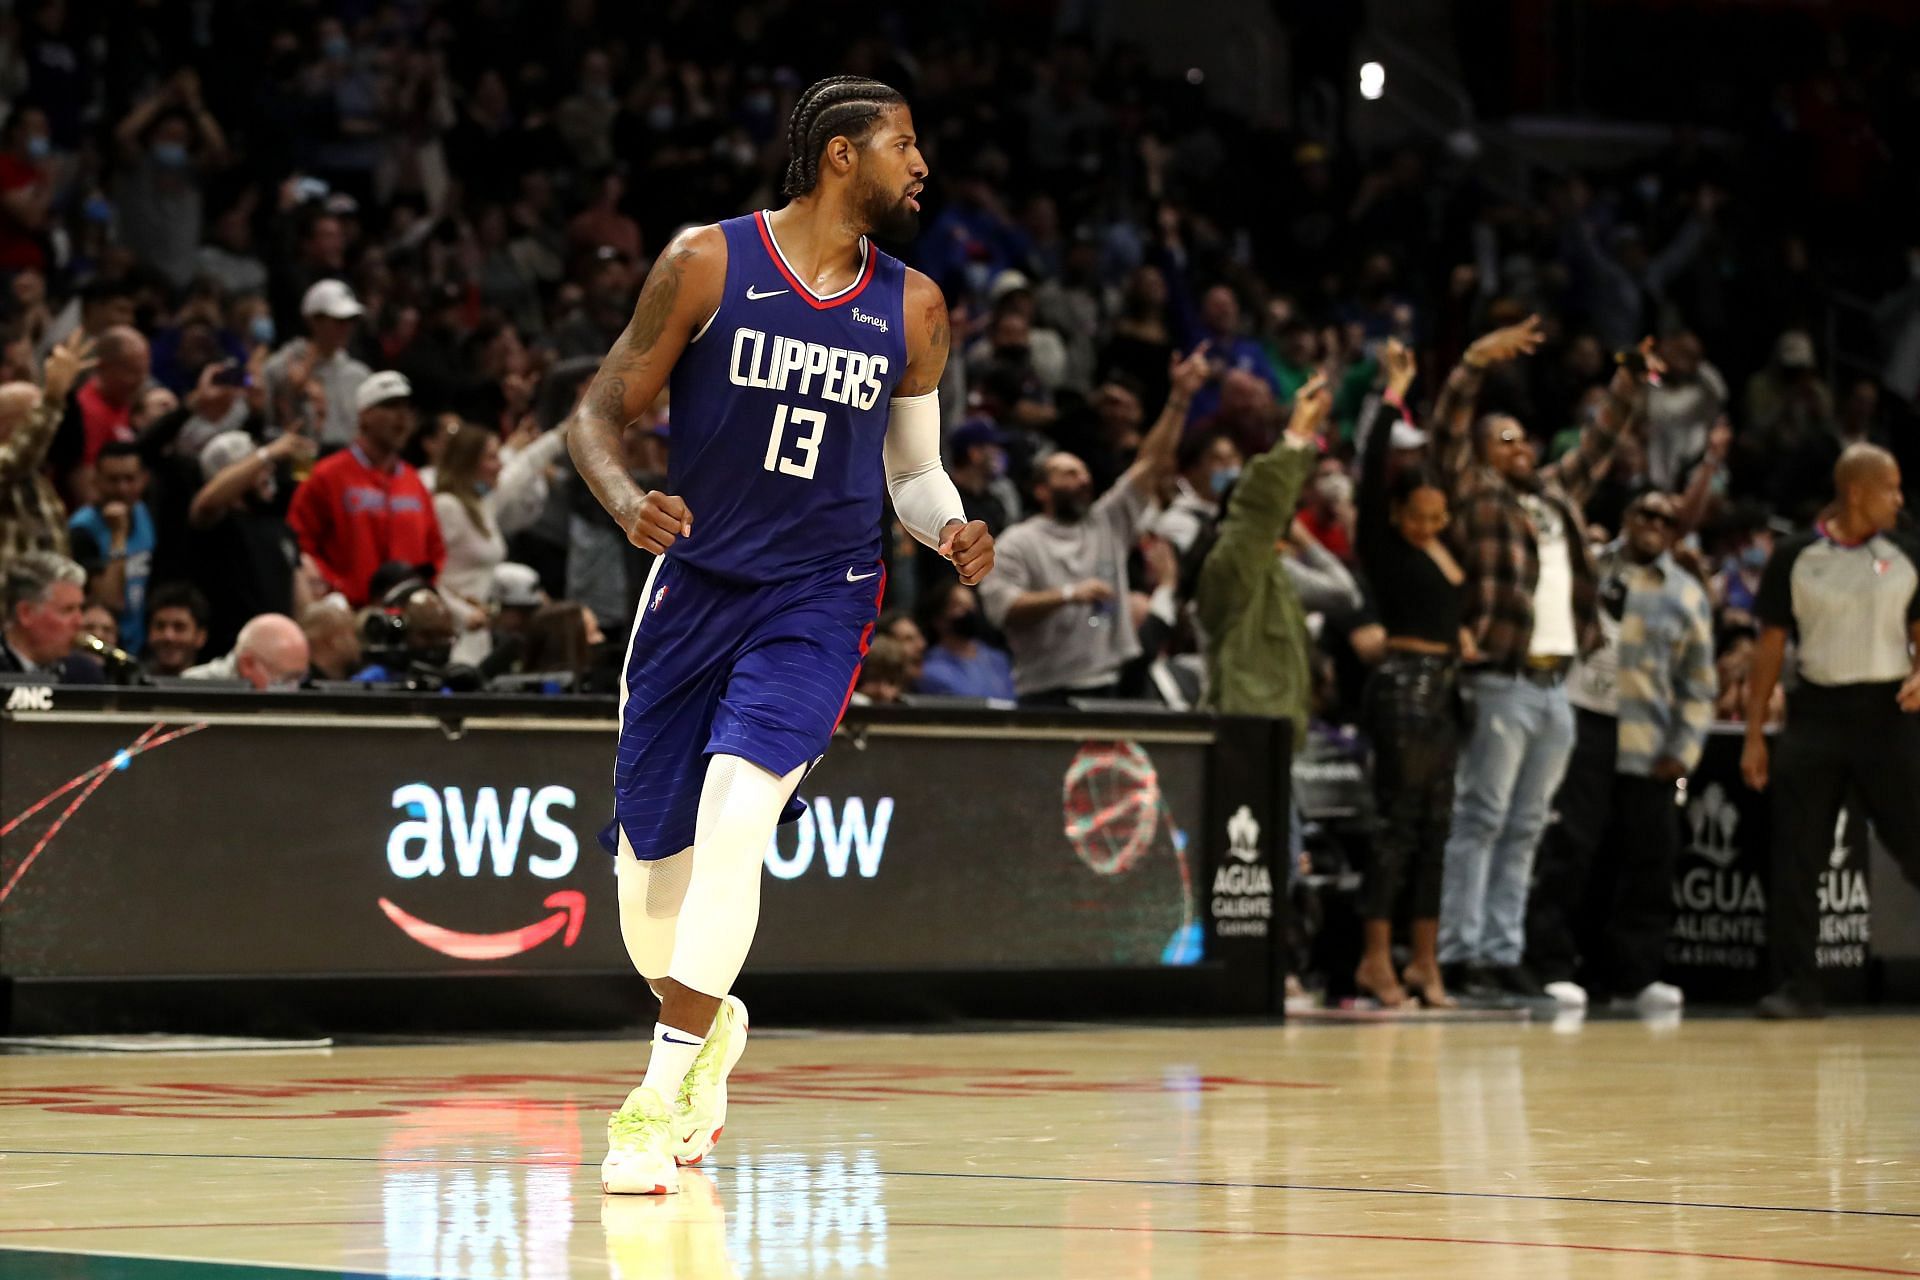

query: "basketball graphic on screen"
xmin=1061 ymin=741 xmax=1162 ymax=875
xmin=1061 ymin=741 xmax=1199 ymax=963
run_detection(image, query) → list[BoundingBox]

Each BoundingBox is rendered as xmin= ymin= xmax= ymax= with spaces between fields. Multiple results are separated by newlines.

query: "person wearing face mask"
xmin=915 ymin=577 xmax=1016 ymax=701
xmin=1706 ymin=504 xmax=1774 ymax=630
xmin=1349 ymin=340 xmax=1473 ymax=1009
xmin=186 ymin=427 xmax=316 ymax=654
xmin=433 ymin=418 xmax=571 ymax=665
xmin=1195 ymin=371 xmax=1332 ymax=754
xmin=1297 ymin=456 xmax=1356 ymax=562
xmin=111 ymin=69 xmax=228 ymax=289
xmin=979 ymin=347 xmax=1208 ymax=705
xmin=1155 ymin=430 xmax=1241 ymax=558
xmin=0 ymin=106 xmax=56 ymax=275
xmin=182 ymin=611 xmax=311 ymax=690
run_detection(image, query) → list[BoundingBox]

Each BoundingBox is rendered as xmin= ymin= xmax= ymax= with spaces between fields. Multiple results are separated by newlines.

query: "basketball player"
xmin=569 ymin=76 xmax=994 ymax=1195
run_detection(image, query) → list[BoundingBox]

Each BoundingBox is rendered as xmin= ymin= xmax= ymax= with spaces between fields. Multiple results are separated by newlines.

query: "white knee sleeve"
xmin=668 ymin=754 xmax=804 ymax=997
xmin=616 ymin=832 xmax=692 ymax=981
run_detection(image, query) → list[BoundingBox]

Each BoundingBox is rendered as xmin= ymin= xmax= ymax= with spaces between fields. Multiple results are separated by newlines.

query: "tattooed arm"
xmin=567 ymin=224 xmax=726 ymax=554
xmin=895 ymin=268 xmax=950 ymax=398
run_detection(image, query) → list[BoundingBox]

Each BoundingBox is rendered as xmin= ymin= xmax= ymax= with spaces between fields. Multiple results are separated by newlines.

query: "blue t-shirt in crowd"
xmin=68 ymin=501 xmax=154 ymax=651
xmin=918 ymin=642 xmax=1017 ymax=701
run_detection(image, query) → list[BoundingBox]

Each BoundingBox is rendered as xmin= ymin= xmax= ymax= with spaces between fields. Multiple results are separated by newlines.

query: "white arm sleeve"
xmin=884 ymin=390 xmax=968 ymax=551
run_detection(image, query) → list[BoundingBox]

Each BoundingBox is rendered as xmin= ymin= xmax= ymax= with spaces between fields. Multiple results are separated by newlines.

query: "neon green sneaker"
xmin=601 ymin=1085 xmax=678 ymax=1195
xmin=674 ymin=995 xmax=749 ymax=1165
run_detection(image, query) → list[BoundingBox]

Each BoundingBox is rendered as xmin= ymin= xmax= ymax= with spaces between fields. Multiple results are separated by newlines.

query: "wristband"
xmin=255 ymin=447 xmax=273 ymax=468
xmin=1061 ymin=583 xmax=1077 ymax=604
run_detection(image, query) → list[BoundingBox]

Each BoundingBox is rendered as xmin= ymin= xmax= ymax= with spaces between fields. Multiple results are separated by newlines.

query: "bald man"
xmin=182 ymin=612 xmax=311 ymax=689
xmin=1745 ymin=444 xmax=1920 ymax=1018
xmin=52 ymin=323 xmax=151 ymax=507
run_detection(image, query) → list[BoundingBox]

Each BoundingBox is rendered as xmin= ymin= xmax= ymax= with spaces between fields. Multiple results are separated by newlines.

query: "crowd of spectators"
xmin=2 ymin=2 xmax=1917 ymax=1003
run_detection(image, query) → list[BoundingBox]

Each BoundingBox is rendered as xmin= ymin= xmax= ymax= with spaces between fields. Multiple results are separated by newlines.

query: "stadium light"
xmin=1359 ymin=61 xmax=1386 ymax=101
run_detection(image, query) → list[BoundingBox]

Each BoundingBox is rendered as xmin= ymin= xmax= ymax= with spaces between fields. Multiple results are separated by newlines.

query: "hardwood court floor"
xmin=1 ymin=1016 xmax=1916 ymax=1279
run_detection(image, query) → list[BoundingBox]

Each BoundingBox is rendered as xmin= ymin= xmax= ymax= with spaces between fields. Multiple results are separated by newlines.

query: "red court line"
xmin=886 ymin=1220 xmax=1920 ymax=1277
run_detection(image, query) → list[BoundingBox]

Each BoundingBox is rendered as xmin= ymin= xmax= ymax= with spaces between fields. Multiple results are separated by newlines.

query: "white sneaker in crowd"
xmin=1618 ymin=981 xmax=1684 ymax=1011
xmin=1543 ymin=980 xmax=1588 ymax=1008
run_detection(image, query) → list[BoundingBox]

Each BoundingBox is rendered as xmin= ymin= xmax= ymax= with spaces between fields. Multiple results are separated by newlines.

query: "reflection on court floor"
xmin=2 ymin=1019 xmax=1916 ymax=1279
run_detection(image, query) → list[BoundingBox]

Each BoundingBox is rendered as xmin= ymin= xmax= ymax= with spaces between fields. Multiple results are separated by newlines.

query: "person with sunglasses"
xmin=1425 ymin=317 xmax=1658 ymax=1000
xmin=1523 ymin=489 xmax=1716 ymax=1012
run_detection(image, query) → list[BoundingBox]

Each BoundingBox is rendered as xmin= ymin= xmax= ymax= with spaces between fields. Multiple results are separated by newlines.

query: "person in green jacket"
xmin=1197 ymin=373 xmax=1332 ymax=748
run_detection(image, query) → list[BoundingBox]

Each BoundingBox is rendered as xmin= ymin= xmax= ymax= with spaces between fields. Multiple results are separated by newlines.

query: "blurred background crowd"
xmin=1 ymin=0 xmax=1917 ymax=1005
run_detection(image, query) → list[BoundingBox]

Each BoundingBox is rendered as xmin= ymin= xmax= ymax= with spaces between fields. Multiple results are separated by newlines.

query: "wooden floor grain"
xmin=1 ymin=1016 xmax=1916 ymax=1278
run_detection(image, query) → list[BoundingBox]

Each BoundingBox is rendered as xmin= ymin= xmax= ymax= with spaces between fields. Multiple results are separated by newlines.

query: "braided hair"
xmin=781 ymin=75 xmax=907 ymax=198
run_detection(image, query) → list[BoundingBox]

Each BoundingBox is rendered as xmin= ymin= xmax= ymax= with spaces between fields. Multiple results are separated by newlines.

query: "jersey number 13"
xmin=763 ymin=403 xmax=825 ymax=480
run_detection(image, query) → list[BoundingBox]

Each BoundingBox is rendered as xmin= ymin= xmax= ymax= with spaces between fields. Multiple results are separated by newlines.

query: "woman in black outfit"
xmin=1353 ymin=341 xmax=1473 ymax=1008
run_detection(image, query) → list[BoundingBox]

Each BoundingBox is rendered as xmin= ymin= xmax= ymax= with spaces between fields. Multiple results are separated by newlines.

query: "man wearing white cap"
xmin=263 ymin=278 xmax=372 ymax=446
xmin=286 ymin=370 xmax=445 ymax=607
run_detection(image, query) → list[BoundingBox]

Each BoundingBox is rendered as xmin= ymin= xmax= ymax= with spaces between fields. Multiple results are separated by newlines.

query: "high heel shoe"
xmin=1401 ymin=967 xmax=1457 ymax=1009
xmin=1353 ymin=964 xmax=1409 ymax=1009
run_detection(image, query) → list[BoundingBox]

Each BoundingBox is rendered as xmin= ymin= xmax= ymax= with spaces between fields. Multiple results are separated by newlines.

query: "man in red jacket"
xmin=286 ymin=371 xmax=445 ymax=606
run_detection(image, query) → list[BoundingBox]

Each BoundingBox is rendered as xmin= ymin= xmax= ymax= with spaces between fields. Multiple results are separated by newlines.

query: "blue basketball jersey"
xmin=664 ymin=211 xmax=910 ymax=584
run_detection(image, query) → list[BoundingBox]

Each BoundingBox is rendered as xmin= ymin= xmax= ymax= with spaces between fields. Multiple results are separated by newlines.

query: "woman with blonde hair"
xmin=433 ymin=415 xmax=568 ymax=663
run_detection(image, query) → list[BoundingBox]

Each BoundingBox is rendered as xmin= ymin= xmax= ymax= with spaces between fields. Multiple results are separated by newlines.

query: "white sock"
xmin=639 ymin=1021 xmax=706 ymax=1101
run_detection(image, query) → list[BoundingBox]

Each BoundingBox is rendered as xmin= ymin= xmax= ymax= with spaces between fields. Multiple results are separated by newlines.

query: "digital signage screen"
xmin=1 ymin=712 xmax=1211 ymax=980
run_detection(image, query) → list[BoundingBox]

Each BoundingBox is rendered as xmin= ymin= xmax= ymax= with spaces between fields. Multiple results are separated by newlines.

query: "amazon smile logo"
xmin=380 ymin=783 xmax=585 ymax=961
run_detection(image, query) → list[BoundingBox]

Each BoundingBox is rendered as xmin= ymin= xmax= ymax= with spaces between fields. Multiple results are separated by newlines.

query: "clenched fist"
xmin=624 ymin=491 xmax=693 ymax=555
xmin=938 ymin=518 xmax=994 ymax=586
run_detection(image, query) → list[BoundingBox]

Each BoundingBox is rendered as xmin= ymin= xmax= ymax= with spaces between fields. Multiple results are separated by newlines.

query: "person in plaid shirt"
xmin=1425 ymin=316 xmax=1660 ymax=998
xmin=1525 ymin=489 xmax=1717 ymax=1012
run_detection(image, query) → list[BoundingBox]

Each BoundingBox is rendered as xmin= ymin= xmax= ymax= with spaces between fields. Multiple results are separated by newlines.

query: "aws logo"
xmin=380 ymin=783 xmax=584 ymax=961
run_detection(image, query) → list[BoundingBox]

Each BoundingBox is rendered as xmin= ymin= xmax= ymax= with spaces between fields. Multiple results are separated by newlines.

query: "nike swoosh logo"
xmin=847 ymin=568 xmax=879 ymax=582
xmin=660 ymin=1031 xmax=703 ymax=1046
xmin=746 ymin=286 xmax=789 ymax=300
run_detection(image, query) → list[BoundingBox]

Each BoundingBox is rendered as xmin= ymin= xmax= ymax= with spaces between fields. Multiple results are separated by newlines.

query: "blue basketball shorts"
xmin=599 ymin=554 xmax=886 ymax=861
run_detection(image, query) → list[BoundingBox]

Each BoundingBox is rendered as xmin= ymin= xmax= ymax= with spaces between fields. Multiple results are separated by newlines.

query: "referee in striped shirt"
xmin=1743 ymin=444 xmax=1920 ymax=1019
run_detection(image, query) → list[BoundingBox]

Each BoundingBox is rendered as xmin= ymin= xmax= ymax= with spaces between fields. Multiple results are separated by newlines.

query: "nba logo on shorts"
xmin=651 ymin=585 xmax=671 ymax=613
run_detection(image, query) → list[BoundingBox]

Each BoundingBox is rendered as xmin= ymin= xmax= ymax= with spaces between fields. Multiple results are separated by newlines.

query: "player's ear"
xmin=826 ymin=135 xmax=855 ymax=178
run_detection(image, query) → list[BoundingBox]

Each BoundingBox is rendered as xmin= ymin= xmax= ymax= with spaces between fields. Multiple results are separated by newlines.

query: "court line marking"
xmin=3 ymin=1147 xmax=1916 ymax=1222
xmin=3 ymin=1220 xmax=1915 ymax=1278
xmin=884 ymin=1220 xmax=1920 ymax=1278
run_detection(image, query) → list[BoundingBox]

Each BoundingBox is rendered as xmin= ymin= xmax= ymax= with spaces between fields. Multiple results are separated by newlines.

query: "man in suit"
xmin=1 ymin=550 xmax=107 ymax=683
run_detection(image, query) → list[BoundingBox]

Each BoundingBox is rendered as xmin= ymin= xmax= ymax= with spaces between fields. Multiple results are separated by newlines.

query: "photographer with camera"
xmin=350 ymin=580 xmax=476 ymax=691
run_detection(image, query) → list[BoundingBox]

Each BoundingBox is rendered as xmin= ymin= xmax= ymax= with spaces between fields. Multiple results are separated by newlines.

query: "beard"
xmin=860 ymin=176 xmax=921 ymax=244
